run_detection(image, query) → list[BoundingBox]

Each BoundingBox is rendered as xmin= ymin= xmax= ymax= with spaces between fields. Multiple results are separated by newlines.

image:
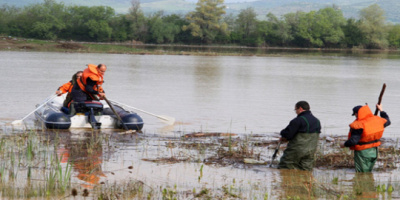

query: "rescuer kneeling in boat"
xmin=69 ymin=64 xmax=107 ymax=128
xmin=55 ymin=71 xmax=83 ymax=113
xmin=71 ymin=64 xmax=106 ymax=103
xmin=340 ymin=104 xmax=391 ymax=172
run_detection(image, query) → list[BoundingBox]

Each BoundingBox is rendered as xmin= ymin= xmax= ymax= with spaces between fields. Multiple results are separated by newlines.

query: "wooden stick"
xmin=374 ymin=83 xmax=386 ymax=116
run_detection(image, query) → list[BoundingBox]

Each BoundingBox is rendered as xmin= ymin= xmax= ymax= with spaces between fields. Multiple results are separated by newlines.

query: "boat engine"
xmin=73 ymin=101 xmax=103 ymax=129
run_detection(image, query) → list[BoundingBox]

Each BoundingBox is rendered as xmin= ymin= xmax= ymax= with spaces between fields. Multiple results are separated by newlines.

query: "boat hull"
xmin=35 ymin=95 xmax=144 ymax=130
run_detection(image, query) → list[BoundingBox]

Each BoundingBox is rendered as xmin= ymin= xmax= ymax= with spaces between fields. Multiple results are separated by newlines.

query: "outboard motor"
xmin=73 ymin=101 xmax=103 ymax=129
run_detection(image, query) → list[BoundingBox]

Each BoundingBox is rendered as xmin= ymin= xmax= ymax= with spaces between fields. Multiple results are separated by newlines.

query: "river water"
xmin=0 ymin=51 xmax=399 ymax=136
xmin=1 ymin=51 xmax=400 ymax=199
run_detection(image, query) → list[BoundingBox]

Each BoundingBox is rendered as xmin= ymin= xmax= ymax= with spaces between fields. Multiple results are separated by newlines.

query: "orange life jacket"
xmin=58 ymin=81 xmax=73 ymax=94
xmin=348 ymin=105 xmax=387 ymax=151
xmin=77 ymin=64 xmax=104 ymax=99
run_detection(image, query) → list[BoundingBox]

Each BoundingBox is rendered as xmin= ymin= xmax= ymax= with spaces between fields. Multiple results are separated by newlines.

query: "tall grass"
xmin=0 ymin=130 xmax=72 ymax=199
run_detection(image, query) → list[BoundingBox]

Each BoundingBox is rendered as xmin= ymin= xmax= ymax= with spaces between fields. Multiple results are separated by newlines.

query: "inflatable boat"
xmin=34 ymin=94 xmax=144 ymax=130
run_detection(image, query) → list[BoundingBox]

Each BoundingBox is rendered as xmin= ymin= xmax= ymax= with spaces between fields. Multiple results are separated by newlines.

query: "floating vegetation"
xmin=183 ymin=132 xmax=238 ymax=138
xmin=0 ymin=128 xmax=400 ymax=199
xmin=142 ymin=157 xmax=190 ymax=164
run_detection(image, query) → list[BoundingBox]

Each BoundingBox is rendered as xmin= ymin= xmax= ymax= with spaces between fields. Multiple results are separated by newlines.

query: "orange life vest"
xmin=348 ymin=105 xmax=387 ymax=151
xmin=77 ymin=64 xmax=104 ymax=99
xmin=58 ymin=81 xmax=73 ymax=94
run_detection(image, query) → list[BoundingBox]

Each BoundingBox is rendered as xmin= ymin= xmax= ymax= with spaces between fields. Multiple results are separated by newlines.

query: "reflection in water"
xmin=352 ymin=173 xmax=377 ymax=199
xmin=70 ymin=133 xmax=105 ymax=188
xmin=279 ymin=169 xmax=315 ymax=199
xmin=53 ymin=130 xmax=106 ymax=188
xmin=51 ymin=129 xmax=141 ymax=189
xmin=277 ymin=169 xmax=381 ymax=199
xmin=194 ymin=56 xmax=222 ymax=102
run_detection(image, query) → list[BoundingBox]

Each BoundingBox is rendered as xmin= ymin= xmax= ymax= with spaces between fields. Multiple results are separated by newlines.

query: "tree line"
xmin=1 ymin=0 xmax=400 ymax=49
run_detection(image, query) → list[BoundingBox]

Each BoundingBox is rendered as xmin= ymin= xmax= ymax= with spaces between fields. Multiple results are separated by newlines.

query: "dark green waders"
xmin=278 ymin=132 xmax=320 ymax=171
xmin=354 ymin=147 xmax=377 ymax=173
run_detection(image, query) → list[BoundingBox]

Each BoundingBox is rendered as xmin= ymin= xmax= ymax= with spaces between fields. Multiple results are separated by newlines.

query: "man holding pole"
xmin=340 ymin=104 xmax=390 ymax=172
xmin=71 ymin=63 xmax=107 ymax=103
xmin=278 ymin=101 xmax=321 ymax=171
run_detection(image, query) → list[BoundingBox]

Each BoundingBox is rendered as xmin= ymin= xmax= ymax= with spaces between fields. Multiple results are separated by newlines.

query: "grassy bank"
xmin=2 ymin=36 xmax=399 ymax=58
xmin=0 ymin=36 xmax=256 ymax=56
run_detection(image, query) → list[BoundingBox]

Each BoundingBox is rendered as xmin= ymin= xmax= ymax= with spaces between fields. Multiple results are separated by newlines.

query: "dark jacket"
xmin=71 ymin=78 xmax=104 ymax=103
xmin=281 ymin=110 xmax=321 ymax=140
xmin=278 ymin=110 xmax=321 ymax=170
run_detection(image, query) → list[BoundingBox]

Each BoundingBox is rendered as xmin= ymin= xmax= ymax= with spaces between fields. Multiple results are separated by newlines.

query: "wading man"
xmin=340 ymin=104 xmax=390 ymax=172
xmin=278 ymin=101 xmax=321 ymax=171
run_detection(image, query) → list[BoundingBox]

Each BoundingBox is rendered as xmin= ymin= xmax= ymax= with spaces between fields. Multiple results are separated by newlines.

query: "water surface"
xmin=1 ymin=51 xmax=400 ymax=199
xmin=0 ymin=51 xmax=399 ymax=136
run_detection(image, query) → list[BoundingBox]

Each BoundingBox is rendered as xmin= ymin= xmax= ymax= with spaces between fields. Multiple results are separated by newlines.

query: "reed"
xmin=1 ymin=127 xmax=400 ymax=199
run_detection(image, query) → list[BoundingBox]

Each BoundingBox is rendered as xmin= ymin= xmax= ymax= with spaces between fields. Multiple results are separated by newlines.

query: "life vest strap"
xmin=358 ymin=139 xmax=380 ymax=145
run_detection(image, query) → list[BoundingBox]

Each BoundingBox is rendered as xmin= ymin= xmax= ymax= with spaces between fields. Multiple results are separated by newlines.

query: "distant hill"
xmin=1 ymin=0 xmax=399 ymax=23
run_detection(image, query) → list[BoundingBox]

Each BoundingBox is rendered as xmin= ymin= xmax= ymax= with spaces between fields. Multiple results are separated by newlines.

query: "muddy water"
xmin=1 ymin=51 xmax=400 ymax=135
xmin=1 ymin=51 xmax=400 ymax=198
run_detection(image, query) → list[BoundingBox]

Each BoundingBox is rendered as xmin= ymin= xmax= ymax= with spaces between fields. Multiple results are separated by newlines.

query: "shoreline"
xmin=2 ymin=36 xmax=400 ymax=57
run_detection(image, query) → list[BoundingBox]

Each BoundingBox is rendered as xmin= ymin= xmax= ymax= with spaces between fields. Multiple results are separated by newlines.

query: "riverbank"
xmin=2 ymin=36 xmax=398 ymax=57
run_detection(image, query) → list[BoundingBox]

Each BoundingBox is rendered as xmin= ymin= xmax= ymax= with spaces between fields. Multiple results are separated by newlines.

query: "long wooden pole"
xmin=104 ymin=97 xmax=129 ymax=130
xmin=374 ymin=83 xmax=386 ymax=116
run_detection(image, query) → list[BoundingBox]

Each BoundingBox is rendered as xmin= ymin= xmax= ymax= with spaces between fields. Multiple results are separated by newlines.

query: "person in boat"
xmin=340 ymin=104 xmax=390 ymax=172
xmin=55 ymin=71 xmax=83 ymax=109
xmin=70 ymin=64 xmax=106 ymax=104
xmin=278 ymin=101 xmax=321 ymax=171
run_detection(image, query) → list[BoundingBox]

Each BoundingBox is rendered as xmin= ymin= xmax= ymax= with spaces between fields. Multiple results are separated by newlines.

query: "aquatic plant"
xmin=1 ymin=127 xmax=400 ymax=199
xmin=161 ymin=185 xmax=177 ymax=200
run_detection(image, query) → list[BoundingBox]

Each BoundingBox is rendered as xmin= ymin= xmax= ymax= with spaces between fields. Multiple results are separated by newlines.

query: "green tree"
xmin=85 ymin=19 xmax=112 ymax=41
xmin=387 ymin=24 xmax=400 ymax=48
xmin=223 ymin=13 xmax=239 ymax=43
xmin=264 ymin=12 xmax=291 ymax=46
xmin=234 ymin=7 xmax=265 ymax=46
xmin=358 ymin=4 xmax=388 ymax=49
xmin=127 ymin=0 xmax=148 ymax=42
xmin=63 ymin=5 xmax=114 ymax=41
xmin=0 ymin=5 xmax=20 ymax=35
xmin=236 ymin=7 xmax=257 ymax=39
xmin=17 ymin=0 xmax=67 ymax=40
xmin=163 ymin=14 xmax=193 ymax=43
xmin=313 ymin=7 xmax=346 ymax=47
xmin=63 ymin=5 xmax=91 ymax=40
xmin=109 ymin=14 xmax=130 ymax=42
xmin=182 ymin=0 xmax=228 ymax=43
xmin=85 ymin=6 xmax=114 ymax=41
xmin=284 ymin=11 xmax=308 ymax=47
xmin=283 ymin=7 xmax=345 ymax=47
xmin=342 ymin=18 xmax=364 ymax=48
xmin=147 ymin=12 xmax=181 ymax=43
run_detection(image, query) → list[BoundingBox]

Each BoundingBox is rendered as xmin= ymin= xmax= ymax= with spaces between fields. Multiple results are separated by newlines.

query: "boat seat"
xmin=72 ymin=101 xmax=103 ymax=114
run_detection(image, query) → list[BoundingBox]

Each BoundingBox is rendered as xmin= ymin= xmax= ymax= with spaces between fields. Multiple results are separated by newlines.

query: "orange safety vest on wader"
xmin=348 ymin=105 xmax=387 ymax=151
xmin=77 ymin=64 xmax=104 ymax=100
